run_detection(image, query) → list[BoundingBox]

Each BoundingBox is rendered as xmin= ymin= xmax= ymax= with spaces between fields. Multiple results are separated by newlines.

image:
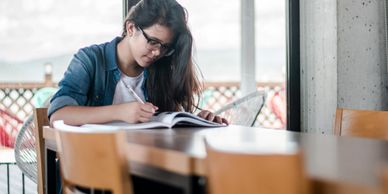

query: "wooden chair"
xmin=334 ymin=108 xmax=388 ymax=140
xmin=55 ymin=127 xmax=133 ymax=194
xmin=33 ymin=108 xmax=49 ymax=194
xmin=15 ymin=89 xmax=55 ymax=193
xmin=205 ymin=140 xmax=310 ymax=194
xmin=383 ymin=168 xmax=388 ymax=194
xmin=14 ymin=108 xmax=49 ymax=194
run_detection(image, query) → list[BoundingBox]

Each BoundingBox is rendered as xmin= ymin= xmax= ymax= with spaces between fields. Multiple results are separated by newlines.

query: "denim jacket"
xmin=48 ymin=37 xmax=148 ymax=118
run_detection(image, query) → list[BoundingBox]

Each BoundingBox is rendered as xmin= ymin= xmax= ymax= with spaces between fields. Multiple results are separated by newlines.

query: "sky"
xmin=0 ymin=0 xmax=122 ymax=62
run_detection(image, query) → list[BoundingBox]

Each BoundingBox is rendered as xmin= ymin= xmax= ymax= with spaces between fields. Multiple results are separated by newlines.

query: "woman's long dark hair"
xmin=122 ymin=0 xmax=202 ymax=112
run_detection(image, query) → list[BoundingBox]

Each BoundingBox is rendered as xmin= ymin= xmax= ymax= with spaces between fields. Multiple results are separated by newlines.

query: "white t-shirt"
xmin=112 ymin=72 xmax=145 ymax=104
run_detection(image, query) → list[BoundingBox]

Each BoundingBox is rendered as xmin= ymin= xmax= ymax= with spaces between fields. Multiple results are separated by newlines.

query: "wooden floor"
xmin=0 ymin=148 xmax=37 ymax=194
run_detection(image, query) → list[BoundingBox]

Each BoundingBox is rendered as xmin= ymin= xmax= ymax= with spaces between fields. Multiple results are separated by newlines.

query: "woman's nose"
xmin=151 ymin=49 xmax=161 ymax=58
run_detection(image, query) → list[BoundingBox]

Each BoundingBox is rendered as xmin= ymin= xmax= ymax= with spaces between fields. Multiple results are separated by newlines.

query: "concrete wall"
xmin=300 ymin=0 xmax=388 ymax=134
xmin=337 ymin=0 xmax=388 ymax=110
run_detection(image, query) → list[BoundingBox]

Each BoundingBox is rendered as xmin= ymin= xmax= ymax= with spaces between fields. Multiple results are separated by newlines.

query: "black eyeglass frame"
xmin=138 ymin=26 xmax=175 ymax=57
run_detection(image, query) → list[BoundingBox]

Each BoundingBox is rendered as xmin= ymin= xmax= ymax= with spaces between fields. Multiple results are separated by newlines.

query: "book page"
xmin=53 ymin=120 xmax=127 ymax=132
xmin=172 ymin=117 xmax=223 ymax=127
xmin=153 ymin=112 xmax=224 ymax=127
xmin=81 ymin=120 xmax=170 ymax=130
xmin=151 ymin=112 xmax=184 ymax=124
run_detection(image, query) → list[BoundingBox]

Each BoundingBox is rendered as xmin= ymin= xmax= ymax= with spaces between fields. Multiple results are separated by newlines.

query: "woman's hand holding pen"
xmin=117 ymin=102 xmax=158 ymax=123
xmin=117 ymin=80 xmax=159 ymax=123
xmin=197 ymin=110 xmax=229 ymax=125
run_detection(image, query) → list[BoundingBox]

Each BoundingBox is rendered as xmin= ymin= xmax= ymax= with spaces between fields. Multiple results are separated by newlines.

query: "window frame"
xmin=286 ymin=0 xmax=301 ymax=132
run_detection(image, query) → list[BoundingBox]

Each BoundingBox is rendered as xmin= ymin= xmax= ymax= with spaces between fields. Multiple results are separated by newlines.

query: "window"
xmin=178 ymin=0 xmax=286 ymax=128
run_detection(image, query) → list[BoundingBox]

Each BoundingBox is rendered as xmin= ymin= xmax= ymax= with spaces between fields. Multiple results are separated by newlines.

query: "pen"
xmin=121 ymin=80 xmax=145 ymax=104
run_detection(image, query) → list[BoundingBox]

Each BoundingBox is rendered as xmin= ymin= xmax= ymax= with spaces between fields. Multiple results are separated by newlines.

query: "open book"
xmin=81 ymin=112 xmax=225 ymax=130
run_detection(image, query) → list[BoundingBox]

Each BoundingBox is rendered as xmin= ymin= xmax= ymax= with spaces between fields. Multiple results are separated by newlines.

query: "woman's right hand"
xmin=117 ymin=102 xmax=158 ymax=123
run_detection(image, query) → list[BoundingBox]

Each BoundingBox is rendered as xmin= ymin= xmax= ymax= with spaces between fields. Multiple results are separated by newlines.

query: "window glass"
xmin=178 ymin=0 xmax=286 ymax=128
xmin=0 ymin=0 xmax=122 ymax=134
xmin=177 ymin=0 xmax=240 ymax=81
xmin=256 ymin=0 xmax=286 ymax=82
xmin=0 ymin=0 xmax=122 ymax=82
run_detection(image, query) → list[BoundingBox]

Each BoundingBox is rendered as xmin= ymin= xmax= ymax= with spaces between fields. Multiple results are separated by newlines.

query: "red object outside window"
xmin=0 ymin=109 xmax=23 ymax=148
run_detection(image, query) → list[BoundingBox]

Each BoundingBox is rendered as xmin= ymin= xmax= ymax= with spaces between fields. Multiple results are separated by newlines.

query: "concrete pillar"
xmin=301 ymin=0 xmax=388 ymax=134
xmin=241 ymin=0 xmax=257 ymax=95
xmin=300 ymin=0 xmax=338 ymax=134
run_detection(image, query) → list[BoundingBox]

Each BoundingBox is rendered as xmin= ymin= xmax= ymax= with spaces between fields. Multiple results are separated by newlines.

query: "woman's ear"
xmin=126 ymin=21 xmax=135 ymax=37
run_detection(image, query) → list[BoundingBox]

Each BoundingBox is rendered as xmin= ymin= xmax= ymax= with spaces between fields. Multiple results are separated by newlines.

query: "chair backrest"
xmin=55 ymin=128 xmax=133 ymax=194
xmin=15 ymin=90 xmax=56 ymax=193
xmin=383 ymin=168 xmax=388 ymax=194
xmin=14 ymin=108 xmax=50 ymax=193
xmin=14 ymin=114 xmax=38 ymax=182
xmin=205 ymin=141 xmax=309 ymax=194
xmin=214 ymin=90 xmax=266 ymax=127
xmin=33 ymin=108 xmax=49 ymax=194
xmin=334 ymin=108 xmax=388 ymax=140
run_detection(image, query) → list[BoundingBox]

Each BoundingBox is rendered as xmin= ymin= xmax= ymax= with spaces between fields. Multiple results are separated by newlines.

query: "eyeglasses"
xmin=138 ymin=27 xmax=175 ymax=57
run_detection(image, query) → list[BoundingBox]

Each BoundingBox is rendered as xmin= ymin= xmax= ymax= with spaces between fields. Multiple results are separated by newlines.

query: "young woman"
xmin=49 ymin=0 xmax=228 ymax=126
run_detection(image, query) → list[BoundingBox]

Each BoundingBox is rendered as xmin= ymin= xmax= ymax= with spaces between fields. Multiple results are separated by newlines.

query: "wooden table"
xmin=43 ymin=125 xmax=388 ymax=194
